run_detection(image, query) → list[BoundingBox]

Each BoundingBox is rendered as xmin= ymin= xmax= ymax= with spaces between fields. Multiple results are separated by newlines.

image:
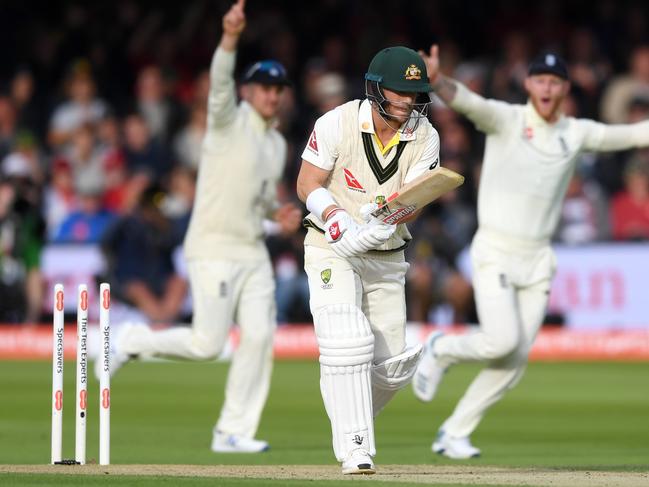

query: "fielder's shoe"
xmin=93 ymin=321 xmax=137 ymax=380
xmin=412 ymin=331 xmax=446 ymax=402
xmin=341 ymin=449 xmax=375 ymax=475
xmin=211 ymin=431 xmax=269 ymax=453
xmin=432 ymin=430 xmax=481 ymax=459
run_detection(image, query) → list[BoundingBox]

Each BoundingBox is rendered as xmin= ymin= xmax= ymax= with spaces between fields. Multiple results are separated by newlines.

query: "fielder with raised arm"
xmin=98 ymin=0 xmax=301 ymax=454
xmin=297 ymin=46 xmax=443 ymax=474
xmin=413 ymin=45 xmax=649 ymax=459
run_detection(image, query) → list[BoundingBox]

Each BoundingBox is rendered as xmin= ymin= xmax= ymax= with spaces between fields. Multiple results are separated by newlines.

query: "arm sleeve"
xmin=580 ymin=118 xmax=649 ymax=152
xmin=404 ymin=128 xmax=441 ymax=183
xmin=263 ymin=136 xmax=287 ymax=219
xmin=207 ymin=47 xmax=238 ymax=129
xmin=300 ymin=107 xmax=342 ymax=171
xmin=449 ymin=82 xmax=513 ymax=134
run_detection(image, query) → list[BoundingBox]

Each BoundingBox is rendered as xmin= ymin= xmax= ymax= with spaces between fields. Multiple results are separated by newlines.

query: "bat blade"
xmin=371 ymin=167 xmax=465 ymax=225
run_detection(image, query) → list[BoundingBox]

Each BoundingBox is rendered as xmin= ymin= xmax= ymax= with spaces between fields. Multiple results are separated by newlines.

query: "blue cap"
xmin=528 ymin=52 xmax=569 ymax=80
xmin=241 ymin=60 xmax=290 ymax=86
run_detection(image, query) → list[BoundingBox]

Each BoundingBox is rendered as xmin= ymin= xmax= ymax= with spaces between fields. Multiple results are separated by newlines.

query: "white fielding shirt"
xmin=184 ymin=48 xmax=287 ymax=261
xmin=450 ymin=83 xmax=649 ymax=243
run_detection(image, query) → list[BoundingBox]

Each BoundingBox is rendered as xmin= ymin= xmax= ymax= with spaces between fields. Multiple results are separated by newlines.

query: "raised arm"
xmin=581 ymin=118 xmax=649 ymax=152
xmin=207 ymin=0 xmax=246 ymax=128
xmin=420 ymin=44 xmax=513 ymax=134
xmin=419 ymin=44 xmax=458 ymax=105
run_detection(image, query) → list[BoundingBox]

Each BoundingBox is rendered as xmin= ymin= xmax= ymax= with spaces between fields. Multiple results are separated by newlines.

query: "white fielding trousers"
xmin=434 ymin=230 xmax=557 ymax=438
xmin=122 ymin=258 xmax=276 ymax=439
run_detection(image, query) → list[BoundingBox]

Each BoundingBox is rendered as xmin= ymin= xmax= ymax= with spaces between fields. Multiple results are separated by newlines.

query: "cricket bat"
xmin=371 ymin=167 xmax=465 ymax=225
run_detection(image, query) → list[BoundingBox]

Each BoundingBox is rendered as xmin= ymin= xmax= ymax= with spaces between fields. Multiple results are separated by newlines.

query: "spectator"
xmin=135 ymin=65 xmax=185 ymax=146
xmin=52 ymin=173 xmax=116 ymax=243
xmin=0 ymin=165 xmax=45 ymax=323
xmin=48 ymin=60 xmax=108 ymax=148
xmin=122 ymin=113 xmax=171 ymax=184
xmin=172 ymin=103 xmax=206 ymax=170
xmin=0 ymin=97 xmax=17 ymax=161
xmin=43 ymin=158 xmax=76 ymax=240
xmin=610 ymin=156 xmax=649 ymax=240
xmin=10 ymin=68 xmax=44 ymax=139
xmin=61 ymin=123 xmax=106 ymax=196
xmin=600 ymin=45 xmax=649 ymax=124
xmin=554 ymin=170 xmax=610 ymax=245
xmin=101 ymin=185 xmax=187 ymax=323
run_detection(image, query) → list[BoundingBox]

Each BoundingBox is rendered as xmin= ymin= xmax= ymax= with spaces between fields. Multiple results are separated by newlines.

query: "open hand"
xmin=274 ymin=203 xmax=302 ymax=236
xmin=419 ymin=44 xmax=440 ymax=85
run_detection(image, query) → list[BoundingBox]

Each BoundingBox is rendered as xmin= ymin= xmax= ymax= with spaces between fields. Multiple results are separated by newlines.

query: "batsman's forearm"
xmin=432 ymin=75 xmax=458 ymax=104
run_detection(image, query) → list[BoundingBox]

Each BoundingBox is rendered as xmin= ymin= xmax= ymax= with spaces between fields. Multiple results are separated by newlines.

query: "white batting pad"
xmin=314 ymin=303 xmax=375 ymax=461
xmin=372 ymin=344 xmax=423 ymax=416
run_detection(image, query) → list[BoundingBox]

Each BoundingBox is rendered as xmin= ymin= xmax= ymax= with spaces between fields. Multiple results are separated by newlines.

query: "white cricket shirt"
xmin=450 ymin=82 xmax=649 ymax=244
xmin=184 ymin=48 xmax=287 ymax=261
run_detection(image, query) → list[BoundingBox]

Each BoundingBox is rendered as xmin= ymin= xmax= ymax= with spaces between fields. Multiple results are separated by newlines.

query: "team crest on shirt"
xmin=343 ymin=168 xmax=366 ymax=192
xmin=307 ymin=130 xmax=319 ymax=154
xmin=320 ymin=269 xmax=333 ymax=289
xmin=523 ymin=126 xmax=534 ymax=140
xmin=404 ymin=64 xmax=422 ymax=80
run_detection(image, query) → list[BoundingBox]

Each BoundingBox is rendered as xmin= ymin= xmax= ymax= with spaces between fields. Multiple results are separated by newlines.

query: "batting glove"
xmin=325 ymin=208 xmax=395 ymax=257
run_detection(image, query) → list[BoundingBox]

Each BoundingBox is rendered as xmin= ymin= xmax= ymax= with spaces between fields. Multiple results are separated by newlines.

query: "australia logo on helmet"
xmin=404 ymin=64 xmax=422 ymax=80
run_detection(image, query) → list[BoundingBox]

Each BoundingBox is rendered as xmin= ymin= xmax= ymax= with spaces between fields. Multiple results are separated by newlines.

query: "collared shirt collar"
xmin=358 ymin=99 xmax=418 ymax=141
xmin=241 ymin=100 xmax=277 ymax=131
xmin=525 ymin=100 xmax=565 ymax=128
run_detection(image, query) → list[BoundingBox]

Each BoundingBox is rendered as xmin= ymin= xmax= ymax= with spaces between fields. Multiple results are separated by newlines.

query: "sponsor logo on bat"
xmin=382 ymin=205 xmax=416 ymax=225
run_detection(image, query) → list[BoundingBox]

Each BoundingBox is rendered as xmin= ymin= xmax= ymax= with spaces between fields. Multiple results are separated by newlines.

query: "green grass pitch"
xmin=1 ymin=358 xmax=648 ymax=486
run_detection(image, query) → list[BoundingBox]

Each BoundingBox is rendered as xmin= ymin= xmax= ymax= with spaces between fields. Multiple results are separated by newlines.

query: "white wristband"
xmin=306 ymin=187 xmax=337 ymax=221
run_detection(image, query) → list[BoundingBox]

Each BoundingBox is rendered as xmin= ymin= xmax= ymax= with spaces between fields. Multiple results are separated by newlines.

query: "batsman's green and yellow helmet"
xmin=365 ymin=46 xmax=432 ymax=93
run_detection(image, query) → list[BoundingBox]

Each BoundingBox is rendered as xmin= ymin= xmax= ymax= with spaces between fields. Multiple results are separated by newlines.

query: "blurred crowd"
xmin=1 ymin=0 xmax=649 ymax=324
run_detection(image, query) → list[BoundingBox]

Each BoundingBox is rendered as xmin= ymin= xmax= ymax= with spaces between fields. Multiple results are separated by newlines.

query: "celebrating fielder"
xmin=297 ymin=46 xmax=443 ymax=474
xmin=99 ymin=0 xmax=301 ymax=453
xmin=413 ymin=45 xmax=649 ymax=459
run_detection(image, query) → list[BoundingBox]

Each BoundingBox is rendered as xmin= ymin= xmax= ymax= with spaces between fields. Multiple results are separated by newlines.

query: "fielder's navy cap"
xmin=242 ymin=60 xmax=291 ymax=86
xmin=528 ymin=52 xmax=569 ymax=80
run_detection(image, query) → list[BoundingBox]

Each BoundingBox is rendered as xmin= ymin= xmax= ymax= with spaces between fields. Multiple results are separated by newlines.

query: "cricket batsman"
xmin=413 ymin=45 xmax=649 ymax=459
xmin=296 ymin=45 xmax=443 ymax=474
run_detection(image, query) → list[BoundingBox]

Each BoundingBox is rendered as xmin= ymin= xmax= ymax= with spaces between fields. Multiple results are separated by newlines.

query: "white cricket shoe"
xmin=412 ymin=331 xmax=446 ymax=402
xmin=211 ymin=431 xmax=269 ymax=453
xmin=432 ymin=431 xmax=481 ymax=459
xmin=341 ymin=449 xmax=375 ymax=475
xmin=93 ymin=321 xmax=137 ymax=380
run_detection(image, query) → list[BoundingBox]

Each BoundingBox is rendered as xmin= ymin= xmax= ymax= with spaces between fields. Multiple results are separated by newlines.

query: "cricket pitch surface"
xmin=2 ymin=464 xmax=648 ymax=486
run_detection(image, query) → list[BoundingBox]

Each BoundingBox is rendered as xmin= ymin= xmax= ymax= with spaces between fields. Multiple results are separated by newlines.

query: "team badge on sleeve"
xmin=307 ymin=130 xmax=319 ymax=154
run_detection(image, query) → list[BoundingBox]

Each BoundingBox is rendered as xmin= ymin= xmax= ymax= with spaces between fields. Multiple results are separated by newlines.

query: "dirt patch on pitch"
xmin=2 ymin=464 xmax=648 ymax=486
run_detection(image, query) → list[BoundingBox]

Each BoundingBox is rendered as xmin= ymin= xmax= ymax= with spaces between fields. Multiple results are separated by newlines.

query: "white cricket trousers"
xmin=305 ymin=245 xmax=410 ymax=361
xmin=122 ymin=258 xmax=276 ymax=439
xmin=435 ymin=230 xmax=556 ymax=438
